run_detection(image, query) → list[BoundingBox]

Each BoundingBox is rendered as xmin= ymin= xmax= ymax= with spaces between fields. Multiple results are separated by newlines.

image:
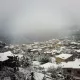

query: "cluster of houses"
xmin=1 ymin=39 xmax=80 ymax=80
xmin=23 ymin=39 xmax=80 ymax=80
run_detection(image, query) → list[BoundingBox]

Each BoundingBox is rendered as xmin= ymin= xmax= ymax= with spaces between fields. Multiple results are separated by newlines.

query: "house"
xmin=61 ymin=59 xmax=80 ymax=80
xmin=0 ymin=51 xmax=19 ymax=71
xmin=56 ymin=53 xmax=73 ymax=63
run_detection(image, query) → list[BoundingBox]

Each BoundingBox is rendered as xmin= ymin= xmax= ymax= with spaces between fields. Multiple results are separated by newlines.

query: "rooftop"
xmin=75 ymin=49 xmax=80 ymax=53
xmin=0 ymin=51 xmax=13 ymax=61
xmin=56 ymin=53 xmax=72 ymax=60
xmin=61 ymin=59 xmax=80 ymax=69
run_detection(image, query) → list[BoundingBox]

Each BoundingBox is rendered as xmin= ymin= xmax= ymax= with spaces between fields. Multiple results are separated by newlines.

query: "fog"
xmin=0 ymin=0 xmax=80 ymax=44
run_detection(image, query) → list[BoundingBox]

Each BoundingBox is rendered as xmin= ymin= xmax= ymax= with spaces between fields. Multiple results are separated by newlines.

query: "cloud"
xmin=0 ymin=0 xmax=80 ymax=43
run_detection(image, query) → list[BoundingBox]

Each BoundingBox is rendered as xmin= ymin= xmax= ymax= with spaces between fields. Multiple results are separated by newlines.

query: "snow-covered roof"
xmin=34 ymin=42 xmax=39 ymax=44
xmin=34 ymin=72 xmax=44 ymax=80
xmin=40 ymin=63 xmax=58 ymax=71
xmin=38 ymin=48 xmax=42 ymax=51
xmin=56 ymin=53 xmax=72 ymax=60
xmin=31 ymin=48 xmax=42 ymax=52
xmin=4 ymin=51 xmax=14 ymax=56
xmin=31 ymin=49 xmax=38 ymax=52
xmin=52 ymin=50 xmax=61 ymax=53
xmin=71 ymin=42 xmax=78 ymax=44
xmin=75 ymin=49 xmax=80 ymax=53
xmin=61 ymin=59 xmax=80 ymax=69
xmin=32 ymin=61 xmax=40 ymax=66
xmin=44 ymin=51 xmax=52 ymax=54
xmin=52 ymin=50 xmax=58 ymax=52
xmin=33 ymin=46 xmax=38 ymax=48
xmin=9 ymin=45 xmax=14 ymax=49
xmin=0 ymin=53 xmax=9 ymax=61
xmin=57 ymin=41 xmax=63 ymax=45
xmin=60 ymin=46 xmax=65 ymax=51
xmin=0 ymin=51 xmax=14 ymax=61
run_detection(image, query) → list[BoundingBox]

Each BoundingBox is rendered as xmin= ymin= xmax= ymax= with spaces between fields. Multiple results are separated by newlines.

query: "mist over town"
xmin=0 ymin=0 xmax=80 ymax=80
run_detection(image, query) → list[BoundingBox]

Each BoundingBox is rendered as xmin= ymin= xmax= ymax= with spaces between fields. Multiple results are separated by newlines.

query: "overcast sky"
xmin=0 ymin=0 xmax=80 ymax=43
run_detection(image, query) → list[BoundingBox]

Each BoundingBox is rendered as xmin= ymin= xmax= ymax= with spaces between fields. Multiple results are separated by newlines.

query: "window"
xmin=67 ymin=69 xmax=71 ymax=73
xmin=77 ymin=71 xmax=80 ymax=74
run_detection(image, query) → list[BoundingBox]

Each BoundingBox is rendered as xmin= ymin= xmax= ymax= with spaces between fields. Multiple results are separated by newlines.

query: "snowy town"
xmin=0 ymin=38 xmax=80 ymax=80
xmin=0 ymin=0 xmax=80 ymax=80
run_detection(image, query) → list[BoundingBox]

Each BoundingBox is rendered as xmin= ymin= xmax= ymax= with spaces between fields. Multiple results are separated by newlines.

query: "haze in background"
xmin=0 ymin=0 xmax=80 ymax=44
